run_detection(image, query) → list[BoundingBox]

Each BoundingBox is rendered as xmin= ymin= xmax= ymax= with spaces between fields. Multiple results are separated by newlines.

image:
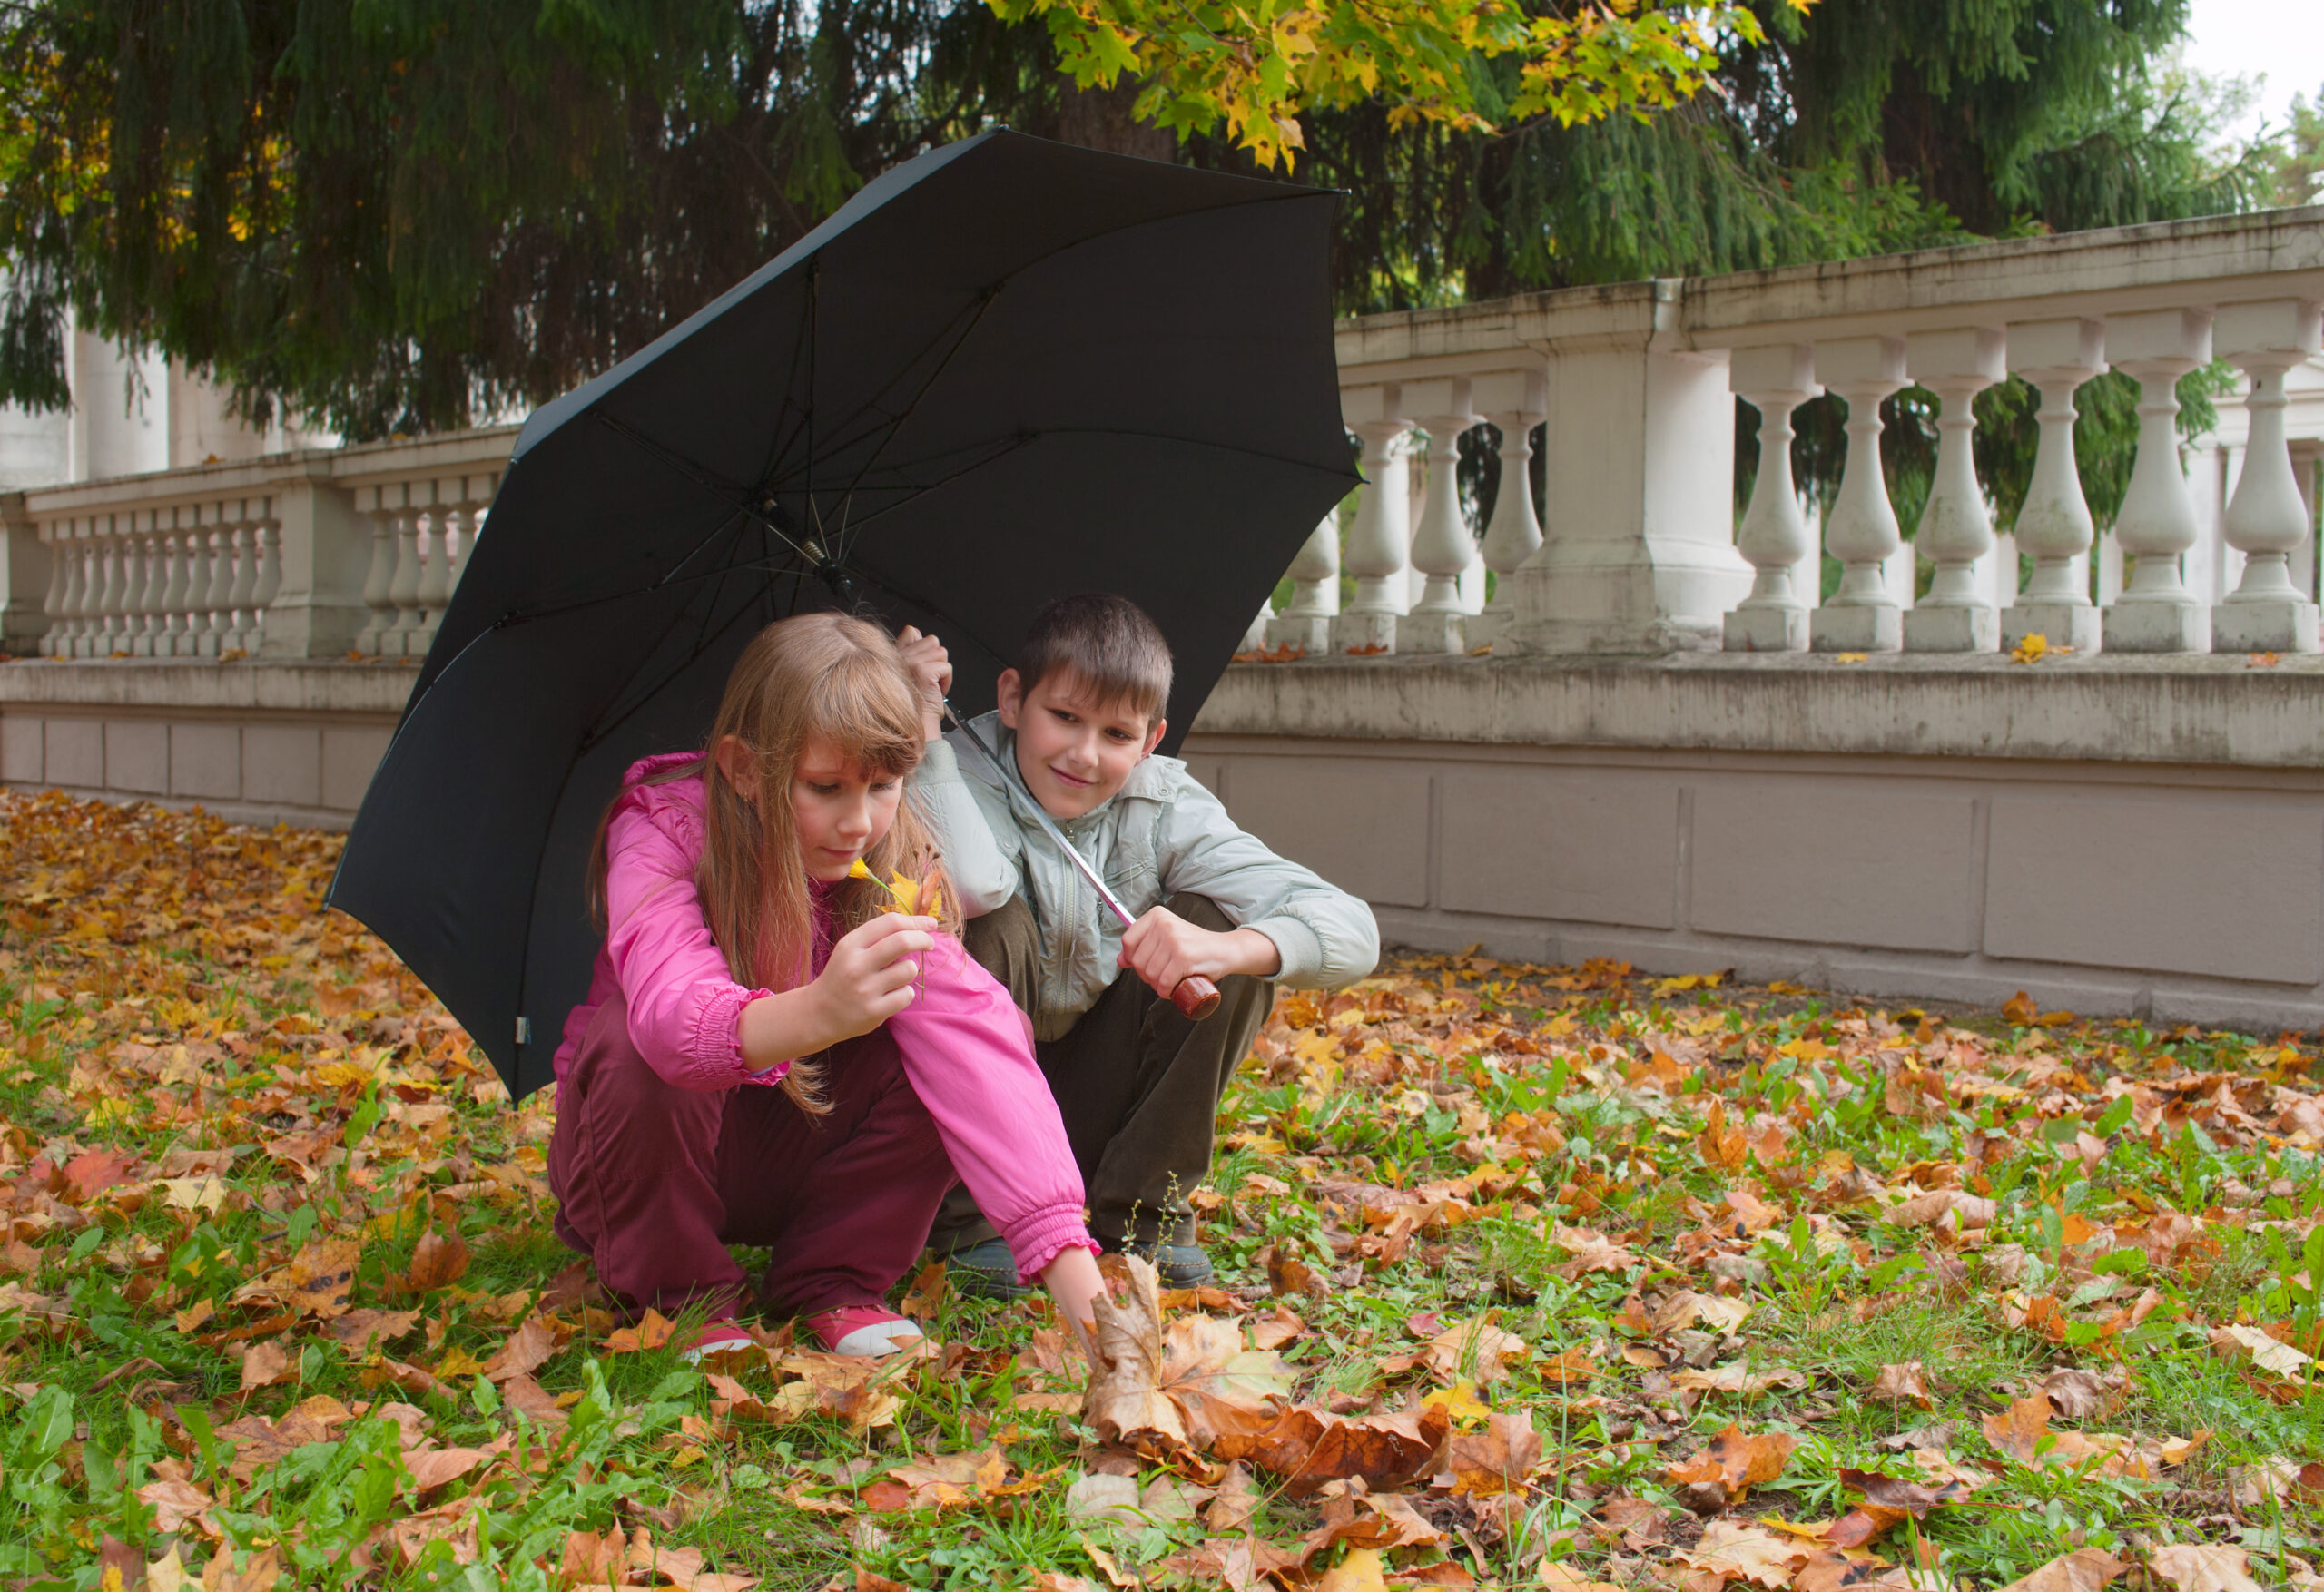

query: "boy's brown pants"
xmin=929 ymin=892 xmax=1273 ymax=1253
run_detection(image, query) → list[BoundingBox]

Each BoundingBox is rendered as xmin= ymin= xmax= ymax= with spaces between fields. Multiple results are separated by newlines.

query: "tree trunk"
xmin=1053 ymin=74 xmax=1175 ymax=162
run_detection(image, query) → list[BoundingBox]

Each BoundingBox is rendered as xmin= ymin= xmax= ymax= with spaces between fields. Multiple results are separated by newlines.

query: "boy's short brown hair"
xmin=1017 ymin=594 xmax=1173 ymax=724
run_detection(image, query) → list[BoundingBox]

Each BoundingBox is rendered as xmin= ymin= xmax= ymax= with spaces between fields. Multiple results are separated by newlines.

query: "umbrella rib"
xmin=594 ymin=412 xmax=824 ymax=572
xmin=825 ymin=288 xmax=1001 ymax=568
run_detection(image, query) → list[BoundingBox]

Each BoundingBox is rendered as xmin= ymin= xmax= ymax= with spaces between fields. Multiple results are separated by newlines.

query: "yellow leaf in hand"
xmin=886 ymin=870 xmax=920 ymax=914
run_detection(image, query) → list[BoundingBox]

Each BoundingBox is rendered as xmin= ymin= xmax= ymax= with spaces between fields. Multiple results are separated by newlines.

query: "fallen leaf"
xmin=1869 ymin=1361 xmax=1933 ymax=1410
xmin=1982 ymin=1393 xmax=2053 ymax=1465
xmin=2148 ymin=1544 xmax=2265 ymax=1592
xmin=1996 ymin=1549 xmax=2125 ymax=1592
xmin=481 ymin=1315 xmax=557 ymax=1382
xmin=239 ymin=1340 xmax=293 ymax=1391
xmin=273 ymin=1238 xmax=359 ymax=1319
xmin=1665 ymin=1423 xmax=1797 ymax=1508
xmin=401 ymin=1229 xmax=471 ymax=1294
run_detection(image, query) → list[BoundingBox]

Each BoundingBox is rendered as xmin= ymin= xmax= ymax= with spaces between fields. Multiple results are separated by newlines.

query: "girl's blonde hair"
xmin=596 ymin=612 xmax=956 ymax=1113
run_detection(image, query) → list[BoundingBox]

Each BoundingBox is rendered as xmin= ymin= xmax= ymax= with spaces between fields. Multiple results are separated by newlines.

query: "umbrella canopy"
xmin=328 ymin=130 xmax=1356 ymax=1100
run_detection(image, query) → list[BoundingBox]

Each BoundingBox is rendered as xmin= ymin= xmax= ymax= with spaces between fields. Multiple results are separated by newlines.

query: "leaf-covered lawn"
xmin=3 ymin=789 xmax=2321 ymax=1592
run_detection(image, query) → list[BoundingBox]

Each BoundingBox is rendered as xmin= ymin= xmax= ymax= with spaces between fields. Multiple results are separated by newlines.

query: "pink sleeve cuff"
xmin=690 ymin=983 xmax=779 ymax=1086
xmin=1006 ymin=1204 xmax=1101 ymax=1285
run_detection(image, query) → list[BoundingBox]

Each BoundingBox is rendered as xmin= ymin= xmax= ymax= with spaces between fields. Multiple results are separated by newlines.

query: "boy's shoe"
xmin=678 ymin=1318 xmax=757 ymax=1364
xmin=1115 ymin=1239 xmax=1214 ymax=1290
xmin=806 ymin=1305 xmax=926 ymax=1357
xmin=944 ymin=1238 xmax=1031 ymax=1302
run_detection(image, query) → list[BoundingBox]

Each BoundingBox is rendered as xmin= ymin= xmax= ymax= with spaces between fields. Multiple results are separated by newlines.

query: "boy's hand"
xmin=812 ymin=914 xmax=937 ymax=1042
xmin=894 ymin=626 xmax=952 ymax=741
xmin=1118 ymin=907 xmax=1280 ymax=1002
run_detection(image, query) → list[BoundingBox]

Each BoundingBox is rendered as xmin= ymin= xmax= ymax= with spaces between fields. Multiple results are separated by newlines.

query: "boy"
xmin=909 ymin=594 xmax=1379 ymax=1291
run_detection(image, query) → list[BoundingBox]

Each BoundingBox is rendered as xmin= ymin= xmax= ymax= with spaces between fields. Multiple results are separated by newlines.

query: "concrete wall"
xmin=0 ymin=662 xmax=413 ymax=828
xmin=11 ymin=653 xmax=2324 ymax=1036
xmin=1181 ymin=655 xmax=2324 ymax=1035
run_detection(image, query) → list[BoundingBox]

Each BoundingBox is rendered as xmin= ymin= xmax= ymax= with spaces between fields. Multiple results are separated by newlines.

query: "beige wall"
xmin=1181 ymin=732 xmax=2324 ymax=1035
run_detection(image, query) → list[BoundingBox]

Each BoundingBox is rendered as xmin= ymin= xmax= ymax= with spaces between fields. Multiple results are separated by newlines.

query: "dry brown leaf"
xmin=273 ymin=1238 xmax=359 ymax=1319
xmin=1445 ymin=1409 xmax=1541 ymax=1496
xmin=1982 ymin=1393 xmax=2053 ymax=1465
xmin=2148 ymin=1545 xmax=2265 ymax=1592
xmin=322 ymin=1308 xmax=420 ymax=1353
xmin=135 ymin=1479 xmax=215 ymax=1534
xmin=1214 ymin=1399 xmax=1451 ymax=1496
xmin=502 ymin=1374 xmax=570 ymax=1430
xmin=606 ymin=1309 xmax=679 ymax=1355
xmin=1672 ymin=1520 xmax=1811 ymax=1588
xmin=1315 ymin=1547 xmax=1390 ymax=1592
xmin=2034 ymin=1367 xmax=2129 ymax=1420
xmin=1869 ymin=1361 xmax=1934 ymax=1410
xmin=404 ymin=1446 xmax=494 ymax=1491
xmin=481 ymin=1315 xmax=558 ymax=1383
xmin=401 ymin=1229 xmax=472 ymax=1294
xmin=1995 ymin=1549 xmax=2125 ymax=1592
xmin=200 ymin=1546 xmax=282 ymax=1592
xmin=1664 ymin=1423 xmax=1797 ymax=1508
xmin=239 ymin=1340 xmax=293 ymax=1391
xmin=1423 ymin=1314 xmax=1528 ymax=1384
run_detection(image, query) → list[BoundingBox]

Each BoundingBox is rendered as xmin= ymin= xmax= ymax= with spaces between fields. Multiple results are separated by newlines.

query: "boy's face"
xmin=996 ymin=668 xmax=1166 ymax=820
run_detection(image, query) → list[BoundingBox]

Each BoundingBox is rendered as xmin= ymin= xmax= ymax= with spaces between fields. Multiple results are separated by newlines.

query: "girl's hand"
xmin=894 ymin=626 xmax=952 ymax=741
xmin=809 ymin=913 xmax=937 ymax=1043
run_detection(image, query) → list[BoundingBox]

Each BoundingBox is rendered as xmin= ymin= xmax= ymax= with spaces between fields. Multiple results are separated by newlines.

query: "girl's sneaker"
xmin=806 ymin=1305 xmax=925 ymax=1357
xmin=679 ymin=1318 xmax=757 ymax=1364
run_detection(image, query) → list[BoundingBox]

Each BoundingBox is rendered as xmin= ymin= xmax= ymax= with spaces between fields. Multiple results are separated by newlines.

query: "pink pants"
xmin=547 ymin=988 xmax=955 ymax=1319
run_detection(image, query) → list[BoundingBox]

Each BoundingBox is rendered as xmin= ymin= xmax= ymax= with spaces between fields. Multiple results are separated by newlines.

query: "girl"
xmin=546 ymin=613 xmax=1104 ymax=1358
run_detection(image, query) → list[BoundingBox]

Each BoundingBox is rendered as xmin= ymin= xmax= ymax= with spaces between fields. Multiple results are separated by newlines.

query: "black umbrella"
xmin=328 ymin=130 xmax=1356 ymax=1101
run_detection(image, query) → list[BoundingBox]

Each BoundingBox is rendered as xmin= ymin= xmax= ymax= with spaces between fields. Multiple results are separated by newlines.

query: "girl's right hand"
xmin=810 ymin=913 xmax=938 ymax=1041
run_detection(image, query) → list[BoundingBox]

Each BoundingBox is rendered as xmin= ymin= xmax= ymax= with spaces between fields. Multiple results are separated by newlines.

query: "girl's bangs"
xmin=800 ymin=655 xmax=923 ymax=776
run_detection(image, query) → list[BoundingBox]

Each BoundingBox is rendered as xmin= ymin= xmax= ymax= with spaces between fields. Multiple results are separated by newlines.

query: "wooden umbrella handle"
xmin=1171 ymin=975 xmax=1223 ymax=1020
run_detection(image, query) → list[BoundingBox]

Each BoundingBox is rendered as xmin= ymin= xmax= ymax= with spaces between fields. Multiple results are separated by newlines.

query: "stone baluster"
xmin=2211 ymin=300 xmax=2324 ymax=653
xmin=199 ymin=517 xmax=236 ymax=655
xmin=1903 ymin=329 xmax=2007 ymax=653
xmin=2293 ymin=442 xmax=2323 ymax=603
xmin=143 ymin=519 xmax=174 ymax=655
xmin=1333 ymin=385 xmax=1413 ymax=654
xmin=1809 ymin=338 xmax=1909 ymax=653
xmin=36 ymin=521 xmax=68 ymax=657
xmin=1265 ymin=509 xmax=1341 ymax=654
xmin=85 ymin=532 xmax=114 ymax=657
xmin=63 ymin=532 xmax=91 ymax=656
xmin=247 ymin=512 xmax=282 ymax=651
xmin=223 ymin=519 xmax=260 ymax=654
xmin=156 ymin=512 xmax=191 ymax=655
xmin=2102 ymin=308 xmax=2212 ymax=653
xmin=388 ymin=497 xmax=427 ymax=656
xmin=448 ymin=490 xmax=486 ymax=594
xmin=412 ymin=497 xmax=456 ymax=654
xmin=178 ymin=508 xmax=215 ymax=655
xmin=1467 ymin=370 xmax=1546 ymax=650
xmin=94 ymin=522 xmax=130 ymax=654
xmin=358 ymin=485 xmax=400 ymax=654
xmin=1725 ymin=344 xmax=1820 ymax=652
xmin=2001 ymin=319 xmax=2106 ymax=653
xmin=1401 ymin=378 xmax=1480 ymax=654
xmin=125 ymin=523 xmax=153 ymax=655
xmin=46 ymin=522 xmax=80 ymax=656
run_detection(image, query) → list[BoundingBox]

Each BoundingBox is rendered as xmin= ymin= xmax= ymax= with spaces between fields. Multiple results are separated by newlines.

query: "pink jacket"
xmin=551 ymin=752 xmax=1096 ymax=1283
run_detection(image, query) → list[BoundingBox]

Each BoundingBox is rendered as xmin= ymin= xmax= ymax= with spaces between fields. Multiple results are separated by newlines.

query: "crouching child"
xmin=908 ymin=593 xmax=1380 ymax=1290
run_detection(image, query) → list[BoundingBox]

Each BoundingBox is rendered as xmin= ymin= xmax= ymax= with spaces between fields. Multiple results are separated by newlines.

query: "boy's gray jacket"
xmin=911 ymin=712 xmax=1380 ymax=1039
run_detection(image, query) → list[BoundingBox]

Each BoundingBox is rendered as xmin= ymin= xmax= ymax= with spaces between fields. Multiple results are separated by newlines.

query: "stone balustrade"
xmin=4 ymin=426 xmax=514 ymax=663
xmin=1315 ymin=206 xmax=2324 ymax=659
